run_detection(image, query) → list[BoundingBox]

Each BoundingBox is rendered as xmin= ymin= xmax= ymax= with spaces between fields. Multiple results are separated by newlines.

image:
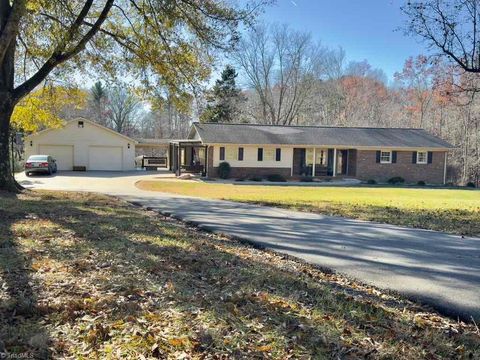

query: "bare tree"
xmin=134 ymin=88 xmax=194 ymax=140
xmin=402 ymin=0 xmax=480 ymax=74
xmin=345 ymin=60 xmax=388 ymax=84
xmin=106 ymin=86 xmax=141 ymax=135
xmin=401 ymin=0 xmax=480 ymax=185
xmin=234 ymin=24 xmax=325 ymax=125
xmin=394 ymin=55 xmax=435 ymax=128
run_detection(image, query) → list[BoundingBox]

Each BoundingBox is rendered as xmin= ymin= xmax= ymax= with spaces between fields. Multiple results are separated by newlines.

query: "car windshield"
xmin=28 ymin=155 xmax=48 ymax=161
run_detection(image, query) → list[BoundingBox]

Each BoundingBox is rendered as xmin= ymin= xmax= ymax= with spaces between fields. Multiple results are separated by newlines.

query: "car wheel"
xmin=26 ymin=172 xmax=30 ymax=177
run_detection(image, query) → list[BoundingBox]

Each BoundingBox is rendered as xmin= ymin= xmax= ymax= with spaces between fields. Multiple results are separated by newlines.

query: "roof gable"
xmin=192 ymin=122 xmax=453 ymax=149
xmin=26 ymin=118 xmax=137 ymax=143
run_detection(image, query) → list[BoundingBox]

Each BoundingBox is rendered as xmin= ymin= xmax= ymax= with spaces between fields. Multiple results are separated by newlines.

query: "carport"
xmin=169 ymin=140 xmax=208 ymax=176
xmin=135 ymin=138 xmax=170 ymax=170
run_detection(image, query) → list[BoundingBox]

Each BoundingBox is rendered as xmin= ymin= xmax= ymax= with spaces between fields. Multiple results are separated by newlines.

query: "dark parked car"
xmin=25 ymin=155 xmax=57 ymax=176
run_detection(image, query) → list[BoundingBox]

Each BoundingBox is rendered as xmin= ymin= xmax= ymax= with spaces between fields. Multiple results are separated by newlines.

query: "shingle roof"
xmin=191 ymin=123 xmax=453 ymax=149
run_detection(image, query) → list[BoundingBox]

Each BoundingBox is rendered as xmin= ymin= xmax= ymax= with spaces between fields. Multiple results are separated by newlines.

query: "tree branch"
xmin=13 ymin=0 xmax=114 ymax=103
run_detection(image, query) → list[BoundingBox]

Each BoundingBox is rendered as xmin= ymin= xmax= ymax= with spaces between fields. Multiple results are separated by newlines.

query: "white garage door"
xmin=89 ymin=146 xmax=123 ymax=171
xmin=38 ymin=145 xmax=73 ymax=171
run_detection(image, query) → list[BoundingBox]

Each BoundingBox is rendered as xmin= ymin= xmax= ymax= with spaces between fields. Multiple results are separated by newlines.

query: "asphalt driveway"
xmin=16 ymin=171 xmax=480 ymax=321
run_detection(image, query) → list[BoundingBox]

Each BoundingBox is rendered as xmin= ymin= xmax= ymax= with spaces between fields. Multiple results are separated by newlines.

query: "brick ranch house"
xmin=169 ymin=122 xmax=453 ymax=184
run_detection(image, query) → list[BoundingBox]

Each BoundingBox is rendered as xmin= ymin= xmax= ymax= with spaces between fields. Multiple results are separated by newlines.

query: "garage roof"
xmin=26 ymin=118 xmax=138 ymax=143
xmin=191 ymin=122 xmax=453 ymax=149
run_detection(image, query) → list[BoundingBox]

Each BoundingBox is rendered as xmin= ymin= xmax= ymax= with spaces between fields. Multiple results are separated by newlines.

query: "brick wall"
xmin=355 ymin=150 xmax=446 ymax=184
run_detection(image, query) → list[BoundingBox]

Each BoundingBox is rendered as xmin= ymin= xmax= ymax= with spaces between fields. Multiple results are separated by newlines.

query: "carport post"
xmin=168 ymin=143 xmax=172 ymax=170
xmin=177 ymin=143 xmax=181 ymax=176
xmin=332 ymin=148 xmax=337 ymax=177
xmin=173 ymin=144 xmax=178 ymax=173
xmin=203 ymin=145 xmax=208 ymax=177
xmin=312 ymin=148 xmax=316 ymax=177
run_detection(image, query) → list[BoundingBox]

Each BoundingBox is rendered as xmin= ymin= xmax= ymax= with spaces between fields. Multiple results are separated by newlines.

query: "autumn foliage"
xmin=11 ymin=86 xmax=87 ymax=132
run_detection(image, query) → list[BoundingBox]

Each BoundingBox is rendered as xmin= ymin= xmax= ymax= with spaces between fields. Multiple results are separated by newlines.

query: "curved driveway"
xmin=16 ymin=171 xmax=480 ymax=321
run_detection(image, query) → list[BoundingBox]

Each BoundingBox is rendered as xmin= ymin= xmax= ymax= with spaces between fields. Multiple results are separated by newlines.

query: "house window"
xmin=219 ymin=147 xmax=225 ymax=161
xmin=275 ymin=148 xmax=281 ymax=161
xmin=78 ymin=120 xmax=84 ymax=128
xmin=380 ymin=151 xmax=392 ymax=164
xmin=238 ymin=147 xmax=244 ymax=161
xmin=257 ymin=148 xmax=263 ymax=161
xmin=417 ymin=151 xmax=427 ymax=164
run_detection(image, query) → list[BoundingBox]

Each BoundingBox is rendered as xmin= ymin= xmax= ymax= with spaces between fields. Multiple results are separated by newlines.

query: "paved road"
xmin=16 ymin=171 xmax=480 ymax=321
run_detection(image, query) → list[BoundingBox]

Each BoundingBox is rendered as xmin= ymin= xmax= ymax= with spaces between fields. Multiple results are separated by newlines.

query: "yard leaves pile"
xmin=0 ymin=191 xmax=478 ymax=359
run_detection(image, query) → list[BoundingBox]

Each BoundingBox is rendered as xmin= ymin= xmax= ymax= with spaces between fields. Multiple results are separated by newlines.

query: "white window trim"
xmin=417 ymin=151 xmax=428 ymax=164
xmin=380 ymin=150 xmax=392 ymax=164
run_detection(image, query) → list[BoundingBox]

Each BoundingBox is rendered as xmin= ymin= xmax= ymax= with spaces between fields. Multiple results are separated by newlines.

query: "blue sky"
xmin=258 ymin=0 xmax=426 ymax=81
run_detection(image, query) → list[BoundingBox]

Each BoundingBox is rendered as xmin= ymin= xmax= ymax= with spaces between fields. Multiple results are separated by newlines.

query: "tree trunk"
xmin=0 ymin=1 xmax=19 ymax=191
xmin=0 ymin=97 xmax=16 ymax=191
xmin=0 ymin=46 xmax=17 ymax=191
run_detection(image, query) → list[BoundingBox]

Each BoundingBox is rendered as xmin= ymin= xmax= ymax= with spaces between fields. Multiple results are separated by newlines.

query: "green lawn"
xmin=1 ymin=191 xmax=479 ymax=359
xmin=136 ymin=181 xmax=480 ymax=236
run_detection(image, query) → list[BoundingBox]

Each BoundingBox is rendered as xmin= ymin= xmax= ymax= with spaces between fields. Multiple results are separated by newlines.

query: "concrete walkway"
xmin=16 ymin=171 xmax=480 ymax=321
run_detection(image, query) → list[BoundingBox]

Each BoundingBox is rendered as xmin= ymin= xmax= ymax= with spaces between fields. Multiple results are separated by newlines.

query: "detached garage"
xmin=25 ymin=118 xmax=136 ymax=171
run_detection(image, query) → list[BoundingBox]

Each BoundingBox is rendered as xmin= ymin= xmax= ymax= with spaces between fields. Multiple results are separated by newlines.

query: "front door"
xmin=327 ymin=149 xmax=334 ymax=176
xmin=293 ymin=148 xmax=307 ymax=175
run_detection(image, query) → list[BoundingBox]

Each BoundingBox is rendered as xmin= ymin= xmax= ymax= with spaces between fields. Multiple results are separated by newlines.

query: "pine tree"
xmin=201 ymin=65 xmax=244 ymax=123
xmin=90 ymin=82 xmax=108 ymax=126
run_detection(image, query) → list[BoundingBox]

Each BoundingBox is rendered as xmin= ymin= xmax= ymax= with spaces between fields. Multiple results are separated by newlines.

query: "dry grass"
xmin=0 ymin=190 xmax=478 ymax=359
xmin=136 ymin=180 xmax=480 ymax=236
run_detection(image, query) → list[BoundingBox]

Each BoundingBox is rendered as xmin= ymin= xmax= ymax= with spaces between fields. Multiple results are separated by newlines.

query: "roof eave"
xmin=200 ymin=141 xmax=453 ymax=150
